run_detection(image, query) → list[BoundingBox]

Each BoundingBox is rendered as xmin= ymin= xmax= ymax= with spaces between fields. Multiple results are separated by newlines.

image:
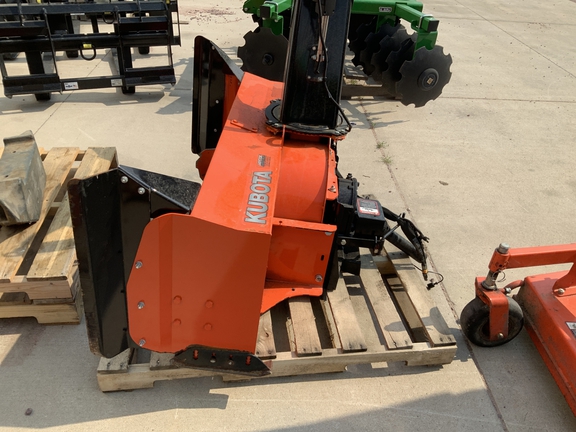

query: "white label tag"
xmin=111 ymin=79 xmax=123 ymax=87
xmin=64 ymin=82 xmax=79 ymax=90
xmin=379 ymin=7 xmax=392 ymax=12
xmin=358 ymin=199 xmax=380 ymax=216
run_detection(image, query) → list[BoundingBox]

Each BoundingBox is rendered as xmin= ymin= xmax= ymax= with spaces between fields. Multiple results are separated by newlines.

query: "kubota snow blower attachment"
xmin=461 ymin=243 xmax=576 ymax=414
xmin=69 ymin=0 xmax=431 ymax=376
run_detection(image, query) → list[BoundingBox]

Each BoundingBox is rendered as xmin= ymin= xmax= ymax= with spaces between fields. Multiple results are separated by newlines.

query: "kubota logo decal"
xmin=245 ymin=171 xmax=272 ymax=224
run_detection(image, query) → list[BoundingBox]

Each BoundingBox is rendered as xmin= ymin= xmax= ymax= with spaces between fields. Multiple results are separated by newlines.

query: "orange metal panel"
xmin=261 ymin=283 xmax=323 ymax=313
xmin=517 ymin=271 xmax=576 ymax=415
xmin=275 ymin=144 xmax=329 ymax=222
xmin=192 ymin=73 xmax=284 ymax=232
xmin=127 ymin=213 xmax=270 ymax=353
xmin=267 ymin=218 xmax=335 ymax=286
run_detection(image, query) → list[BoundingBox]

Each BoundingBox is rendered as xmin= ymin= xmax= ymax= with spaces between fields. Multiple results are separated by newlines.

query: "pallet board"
xmin=97 ymin=248 xmax=457 ymax=392
xmin=0 ymin=147 xmax=117 ymax=324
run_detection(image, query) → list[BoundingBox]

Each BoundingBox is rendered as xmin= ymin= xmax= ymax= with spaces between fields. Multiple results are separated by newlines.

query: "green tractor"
xmin=238 ymin=0 xmax=452 ymax=107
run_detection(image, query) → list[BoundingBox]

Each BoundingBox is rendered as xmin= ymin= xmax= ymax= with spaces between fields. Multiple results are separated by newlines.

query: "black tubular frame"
xmin=0 ymin=0 xmax=180 ymax=99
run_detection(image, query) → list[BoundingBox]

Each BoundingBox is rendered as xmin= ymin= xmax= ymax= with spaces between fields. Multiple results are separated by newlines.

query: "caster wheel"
xmin=35 ymin=93 xmax=51 ymax=101
xmin=138 ymin=46 xmax=150 ymax=55
xmin=121 ymin=86 xmax=135 ymax=95
xmin=460 ymin=296 xmax=523 ymax=347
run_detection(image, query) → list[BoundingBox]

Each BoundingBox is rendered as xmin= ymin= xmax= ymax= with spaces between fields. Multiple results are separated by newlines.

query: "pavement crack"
xmin=35 ymin=49 xmax=111 ymax=136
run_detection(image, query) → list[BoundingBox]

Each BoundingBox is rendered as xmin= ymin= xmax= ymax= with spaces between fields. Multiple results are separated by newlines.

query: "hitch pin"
xmin=382 ymin=223 xmax=401 ymax=240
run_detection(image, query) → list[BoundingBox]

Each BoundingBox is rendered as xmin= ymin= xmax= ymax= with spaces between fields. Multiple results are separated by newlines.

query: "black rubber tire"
xmin=121 ymin=86 xmax=135 ymax=95
xmin=35 ymin=93 xmax=51 ymax=101
xmin=138 ymin=46 xmax=150 ymax=55
xmin=460 ymin=296 xmax=523 ymax=347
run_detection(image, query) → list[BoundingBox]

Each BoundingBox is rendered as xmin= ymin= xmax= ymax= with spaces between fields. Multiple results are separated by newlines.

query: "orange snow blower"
xmin=68 ymin=0 xmax=431 ymax=376
xmin=461 ymin=242 xmax=576 ymax=413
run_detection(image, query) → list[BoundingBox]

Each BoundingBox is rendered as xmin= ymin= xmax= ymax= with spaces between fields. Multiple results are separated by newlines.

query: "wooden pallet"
xmin=97 ymin=246 xmax=457 ymax=392
xmin=0 ymin=146 xmax=117 ymax=324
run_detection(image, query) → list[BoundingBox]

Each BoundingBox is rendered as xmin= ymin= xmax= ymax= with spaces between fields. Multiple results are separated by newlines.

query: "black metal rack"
xmin=0 ymin=0 xmax=180 ymax=100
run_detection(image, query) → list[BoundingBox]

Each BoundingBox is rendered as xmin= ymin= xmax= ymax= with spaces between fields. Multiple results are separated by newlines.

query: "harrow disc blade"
xmin=237 ymin=27 xmax=288 ymax=82
xmin=357 ymin=22 xmax=402 ymax=78
xmin=348 ymin=18 xmax=376 ymax=66
xmin=396 ymin=45 xmax=452 ymax=107
xmin=371 ymin=27 xmax=410 ymax=83
xmin=380 ymin=35 xmax=416 ymax=97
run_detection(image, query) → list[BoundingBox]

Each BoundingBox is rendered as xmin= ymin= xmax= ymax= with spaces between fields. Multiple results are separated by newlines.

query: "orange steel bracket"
xmin=476 ymin=243 xmax=576 ymax=341
xmin=474 ymin=277 xmax=510 ymax=340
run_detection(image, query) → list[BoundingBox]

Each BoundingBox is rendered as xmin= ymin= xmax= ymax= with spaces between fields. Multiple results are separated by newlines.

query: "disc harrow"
xmin=237 ymin=27 xmax=288 ymax=82
xmin=239 ymin=0 xmax=453 ymax=107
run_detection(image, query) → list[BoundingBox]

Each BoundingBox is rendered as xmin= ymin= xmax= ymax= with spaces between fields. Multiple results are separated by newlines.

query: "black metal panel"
xmin=173 ymin=345 xmax=271 ymax=376
xmin=68 ymin=166 xmax=201 ymax=358
xmin=116 ymin=16 xmax=169 ymax=34
xmin=124 ymin=66 xmax=175 ymax=85
xmin=3 ymin=74 xmax=61 ymax=95
xmin=69 ymin=170 xmax=131 ymax=358
xmin=0 ymin=20 xmax=48 ymax=37
xmin=119 ymin=165 xmax=201 ymax=218
xmin=280 ymin=0 xmax=352 ymax=128
xmin=192 ymin=35 xmax=244 ymax=155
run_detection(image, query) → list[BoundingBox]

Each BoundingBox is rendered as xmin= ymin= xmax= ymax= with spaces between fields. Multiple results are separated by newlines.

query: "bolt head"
xmin=558 ymin=288 xmax=566 ymax=295
xmin=137 ymin=187 xmax=145 ymax=195
xmin=340 ymin=239 xmax=347 ymax=246
xmin=139 ymin=339 xmax=146 ymax=346
xmin=315 ymin=275 xmax=323 ymax=283
xmin=497 ymin=333 xmax=504 ymax=339
xmin=497 ymin=243 xmax=510 ymax=254
xmin=137 ymin=301 xmax=145 ymax=309
xmin=120 ymin=176 xmax=128 ymax=184
xmin=135 ymin=261 xmax=143 ymax=269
